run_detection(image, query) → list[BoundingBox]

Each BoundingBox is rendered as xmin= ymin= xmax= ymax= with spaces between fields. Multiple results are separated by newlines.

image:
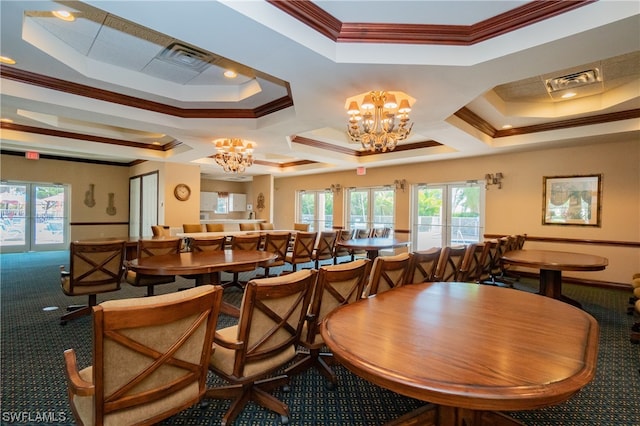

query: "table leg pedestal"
xmin=538 ymin=269 xmax=581 ymax=308
xmin=386 ymin=405 xmax=526 ymax=426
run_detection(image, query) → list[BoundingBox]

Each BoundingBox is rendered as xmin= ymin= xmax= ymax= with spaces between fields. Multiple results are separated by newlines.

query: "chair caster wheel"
xmin=281 ymin=415 xmax=289 ymax=424
xmin=60 ymin=320 xmax=67 ymax=326
xmin=325 ymin=381 xmax=336 ymax=390
xmin=282 ymin=384 xmax=290 ymax=392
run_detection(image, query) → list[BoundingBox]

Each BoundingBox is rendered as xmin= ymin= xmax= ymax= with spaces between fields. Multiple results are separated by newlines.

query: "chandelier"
xmin=213 ymin=138 xmax=255 ymax=173
xmin=346 ymin=91 xmax=413 ymax=152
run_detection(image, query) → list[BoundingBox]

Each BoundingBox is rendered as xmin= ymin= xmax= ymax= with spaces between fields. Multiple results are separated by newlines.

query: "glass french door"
xmin=297 ymin=190 xmax=334 ymax=232
xmin=129 ymin=172 xmax=159 ymax=237
xmin=0 ymin=182 xmax=69 ymax=252
xmin=346 ymin=187 xmax=395 ymax=232
xmin=411 ymin=182 xmax=484 ymax=250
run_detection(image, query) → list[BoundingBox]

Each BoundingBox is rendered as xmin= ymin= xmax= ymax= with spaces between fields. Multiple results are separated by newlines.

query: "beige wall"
xmin=251 ymin=174 xmax=273 ymax=222
xmin=274 ymin=138 xmax=640 ymax=285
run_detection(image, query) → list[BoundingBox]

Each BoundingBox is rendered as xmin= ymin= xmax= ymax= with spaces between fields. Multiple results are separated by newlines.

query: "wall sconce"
xmin=394 ymin=179 xmax=407 ymax=192
xmin=329 ymin=183 xmax=342 ymax=193
xmin=485 ymin=172 xmax=504 ymax=189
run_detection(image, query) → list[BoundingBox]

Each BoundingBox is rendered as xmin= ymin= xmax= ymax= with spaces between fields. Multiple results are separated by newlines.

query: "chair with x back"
xmin=223 ymin=234 xmax=262 ymax=289
xmin=434 ymin=245 xmax=468 ymax=282
xmin=63 ymin=285 xmax=222 ymax=425
xmin=60 ymin=240 xmax=126 ymax=325
xmin=364 ymin=252 xmax=412 ymax=297
xmin=405 ymin=247 xmax=442 ymax=284
xmin=333 ymin=229 xmax=354 ymax=263
xmin=286 ymin=259 xmax=371 ymax=388
xmin=259 ymin=231 xmax=291 ymax=277
xmin=285 ymin=231 xmax=318 ymax=272
xmin=311 ymin=231 xmax=338 ymax=269
xmin=205 ymin=270 xmax=316 ymax=425
xmin=458 ymin=243 xmax=487 ymax=283
xmin=126 ymin=238 xmax=182 ymax=296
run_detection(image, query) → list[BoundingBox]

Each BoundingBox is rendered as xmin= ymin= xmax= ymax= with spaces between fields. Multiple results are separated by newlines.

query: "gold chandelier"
xmin=346 ymin=91 xmax=413 ymax=152
xmin=213 ymin=138 xmax=255 ymax=173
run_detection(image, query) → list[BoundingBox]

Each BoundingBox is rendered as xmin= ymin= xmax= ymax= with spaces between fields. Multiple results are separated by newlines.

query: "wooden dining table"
xmin=501 ymin=249 xmax=608 ymax=308
xmin=321 ymin=282 xmax=599 ymax=426
xmin=126 ymin=249 xmax=276 ymax=316
xmin=336 ymin=237 xmax=409 ymax=259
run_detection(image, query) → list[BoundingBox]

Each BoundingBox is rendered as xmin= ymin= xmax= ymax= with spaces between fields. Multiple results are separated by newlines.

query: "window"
xmin=411 ymin=182 xmax=484 ymax=250
xmin=346 ymin=187 xmax=395 ymax=231
xmin=296 ymin=190 xmax=333 ymax=231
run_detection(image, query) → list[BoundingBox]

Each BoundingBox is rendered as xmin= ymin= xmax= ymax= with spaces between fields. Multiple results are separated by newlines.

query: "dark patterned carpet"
xmin=1 ymin=251 xmax=638 ymax=425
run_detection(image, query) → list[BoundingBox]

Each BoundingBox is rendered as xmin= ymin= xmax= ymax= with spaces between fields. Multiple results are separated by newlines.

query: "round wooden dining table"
xmin=501 ymin=249 xmax=608 ymax=308
xmin=321 ymin=282 xmax=599 ymax=426
xmin=336 ymin=237 xmax=409 ymax=259
xmin=126 ymin=249 xmax=276 ymax=316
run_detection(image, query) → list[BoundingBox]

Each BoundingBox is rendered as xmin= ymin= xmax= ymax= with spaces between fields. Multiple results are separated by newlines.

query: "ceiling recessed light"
xmin=0 ymin=56 xmax=16 ymax=65
xmin=52 ymin=10 xmax=75 ymax=22
xmin=223 ymin=70 xmax=238 ymax=79
xmin=561 ymin=92 xmax=577 ymax=99
xmin=0 ymin=118 xmax=14 ymax=123
xmin=152 ymin=141 xmax=161 ymax=145
xmin=501 ymin=124 xmax=513 ymax=129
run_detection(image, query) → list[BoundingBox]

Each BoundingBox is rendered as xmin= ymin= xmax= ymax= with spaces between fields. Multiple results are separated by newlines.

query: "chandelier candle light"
xmin=346 ymin=91 xmax=414 ymax=152
xmin=213 ymin=138 xmax=255 ymax=173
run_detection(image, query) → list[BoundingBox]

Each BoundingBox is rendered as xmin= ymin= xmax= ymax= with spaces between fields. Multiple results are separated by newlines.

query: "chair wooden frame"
xmin=311 ymin=231 xmax=338 ymax=269
xmin=64 ymin=285 xmax=222 ymax=426
xmin=126 ymin=238 xmax=182 ymax=296
xmin=365 ymin=252 xmax=411 ymax=296
xmin=333 ymin=229 xmax=354 ymax=263
xmin=223 ymin=234 xmax=262 ymax=289
xmin=60 ymin=240 xmax=126 ymax=325
xmin=189 ymin=236 xmax=226 ymax=252
xmin=205 ymin=223 xmax=225 ymax=232
xmin=286 ymin=259 xmax=371 ymax=388
xmin=405 ymin=247 xmax=442 ymax=284
xmin=259 ymin=232 xmax=291 ymax=277
xmin=206 ymin=270 xmax=316 ymax=425
xmin=459 ymin=243 xmax=487 ymax=283
xmin=182 ymin=224 xmax=203 ymax=233
xmin=434 ymin=245 xmax=468 ymax=282
xmin=284 ymin=231 xmax=317 ymax=272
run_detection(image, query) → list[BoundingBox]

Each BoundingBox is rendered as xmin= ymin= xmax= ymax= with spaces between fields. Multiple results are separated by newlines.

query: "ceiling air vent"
xmin=157 ymin=42 xmax=214 ymax=73
xmin=545 ymin=69 xmax=600 ymax=93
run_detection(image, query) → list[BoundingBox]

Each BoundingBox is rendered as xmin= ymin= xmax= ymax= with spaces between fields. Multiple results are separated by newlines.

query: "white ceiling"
xmin=1 ymin=1 xmax=638 ymax=181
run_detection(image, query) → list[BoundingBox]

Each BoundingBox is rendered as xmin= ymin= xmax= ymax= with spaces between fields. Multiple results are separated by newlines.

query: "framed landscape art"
xmin=542 ymin=174 xmax=602 ymax=226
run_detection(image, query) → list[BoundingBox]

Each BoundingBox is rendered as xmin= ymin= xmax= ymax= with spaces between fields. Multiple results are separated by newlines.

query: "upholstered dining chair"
xmin=205 ymin=223 xmax=225 ymax=232
xmin=60 ymin=240 xmax=126 ymax=325
xmin=259 ymin=222 xmax=275 ymax=230
xmin=434 ymin=245 xmax=468 ymax=282
xmin=151 ymin=225 xmax=171 ymax=237
xmin=126 ymin=238 xmax=182 ymax=296
xmin=459 ymin=243 xmax=486 ymax=283
xmin=284 ymin=231 xmax=317 ymax=272
xmin=286 ymin=259 xmax=371 ymax=388
xmin=205 ymin=270 xmax=316 ymax=425
xmin=63 ymin=285 xmax=222 ymax=426
xmin=293 ymin=222 xmax=309 ymax=231
xmin=223 ymin=233 xmax=261 ymax=289
xmin=239 ymin=222 xmax=259 ymax=231
xmin=258 ymin=231 xmax=291 ymax=278
xmin=405 ymin=247 xmax=441 ymax=284
xmin=189 ymin=236 xmax=226 ymax=252
xmin=333 ymin=229 xmax=354 ymax=263
xmin=364 ymin=252 xmax=411 ymax=297
xmin=311 ymin=231 xmax=338 ymax=269
xmin=183 ymin=224 xmax=204 ymax=233
xmin=475 ymin=239 xmax=499 ymax=284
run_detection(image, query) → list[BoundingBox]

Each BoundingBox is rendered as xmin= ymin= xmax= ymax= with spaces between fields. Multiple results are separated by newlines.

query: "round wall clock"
xmin=174 ymin=183 xmax=191 ymax=201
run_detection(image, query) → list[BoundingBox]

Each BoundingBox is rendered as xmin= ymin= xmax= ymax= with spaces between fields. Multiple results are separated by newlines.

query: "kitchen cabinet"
xmin=229 ymin=193 xmax=247 ymax=212
xmin=200 ymin=192 xmax=218 ymax=211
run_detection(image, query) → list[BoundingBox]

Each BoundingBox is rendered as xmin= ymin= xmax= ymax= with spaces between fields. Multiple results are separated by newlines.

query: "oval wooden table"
xmin=126 ymin=249 xmax=276 ymax=316
xmin=321 ymin=282 xmax=599 ymax=426
xmin=336 ymin=237 xmax=409 ymax=260
xmin=501 ymin=249 xmax=608 ymax=308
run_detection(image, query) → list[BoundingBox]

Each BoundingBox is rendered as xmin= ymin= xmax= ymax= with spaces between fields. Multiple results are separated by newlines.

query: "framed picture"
xmin=542 ymin=174 xmax=602 ymax=226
